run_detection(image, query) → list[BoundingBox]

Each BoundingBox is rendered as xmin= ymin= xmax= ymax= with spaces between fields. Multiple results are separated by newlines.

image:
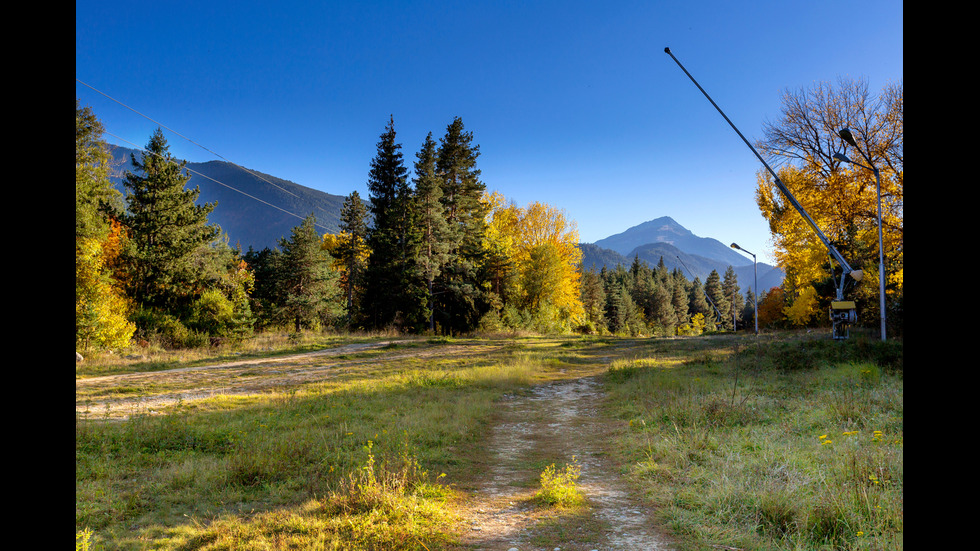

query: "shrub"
xmin=534 ymin=458 xmax=584 ymax=507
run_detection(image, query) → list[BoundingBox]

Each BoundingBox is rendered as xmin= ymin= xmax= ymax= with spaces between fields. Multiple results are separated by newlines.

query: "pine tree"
xmin=434 ymin=117 xmax=489 ymax=333
xmin=363 ymin=116 xmax=413 ymax=329
xmin=704 ymin=270 xmax=728 ymax=329
xmin=411 ymin=132 xmax=452 ymax=331
xmin=242 ymin=245 xmax=284 ymax=329
xmin=278 ymin=214 xmax=339 ymax=332
xmin=579 ymin=266 xmax=606 ymax=333
xmin=120 ymin=128 xmax=219 ymax=313
xmin=671 ymin=271 xmax=690 ymax=329
xmin=76 ymin=100 xmax=121 ymax=241
xmin=722 ymin=266 xmax=743 ymax=330
xmin=649 ymin=283 xmax=675 ymax=335
xmin=688 ymin=276 xmax=711 ymax=319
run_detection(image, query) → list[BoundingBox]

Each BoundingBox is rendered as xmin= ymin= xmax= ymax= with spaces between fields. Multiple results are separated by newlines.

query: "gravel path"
xmin=458 ymin=376 xmax=674 ymax=550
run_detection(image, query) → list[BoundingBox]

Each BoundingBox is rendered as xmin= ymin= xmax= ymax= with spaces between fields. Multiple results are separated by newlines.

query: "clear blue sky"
xmin=76 ymin=0 xmax=903 ymax=266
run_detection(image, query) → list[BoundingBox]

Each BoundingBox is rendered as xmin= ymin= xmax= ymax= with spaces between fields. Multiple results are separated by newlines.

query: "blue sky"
xmin=76 ymin=0 xmax=903 ymax=266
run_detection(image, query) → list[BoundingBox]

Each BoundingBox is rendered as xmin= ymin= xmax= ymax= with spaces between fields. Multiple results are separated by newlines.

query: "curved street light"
xmin=730 ymin=243 xmax=758 ymax=335
xmin=834 ymin=128 xmax=887 ymax=341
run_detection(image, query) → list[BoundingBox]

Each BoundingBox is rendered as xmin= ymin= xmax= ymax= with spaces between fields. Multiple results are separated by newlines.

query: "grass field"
xmin=76 ymin=330 xmax=902 ymax=550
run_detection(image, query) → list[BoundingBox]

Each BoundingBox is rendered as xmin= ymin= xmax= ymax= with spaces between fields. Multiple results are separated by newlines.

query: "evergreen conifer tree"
xmin=411 ymin=132 xmax=452 ymax=331
xmin=579 ymin=267 xmax=606 ymax=333
xmin=434 ymin=117 xmax=488 ymax=332
xmin=722 ymin=266 xmax=743 ymax=330
xmin=278 ymin=214 xmax=339 ymax=331
xmin=363 ymin=116 xmax=413 ymax=329
xmin=705 ymin=269 xmax=730 ymax=330
xmin=120 ymin=128 xmax=219 ymax=313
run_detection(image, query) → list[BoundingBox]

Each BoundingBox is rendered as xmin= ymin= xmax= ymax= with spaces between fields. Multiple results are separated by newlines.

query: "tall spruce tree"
xmin=120 ymin=128 xmax=219 ymax=313
xmin=411 ymin=132 xmax=451 ymax=331
xmin=363 ymin=116 xmax=413 ymax=329
xmin=76 ymin=100 xmax=121 ymax=241
xmin=435 ymin=116 xmax=489 ymax=332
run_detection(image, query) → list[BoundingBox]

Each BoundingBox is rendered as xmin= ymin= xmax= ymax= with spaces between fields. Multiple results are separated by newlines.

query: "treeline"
xmin=76 ymin=102 xmax=757 ymax=352
xmin=581 ymin=257 xmax=756 ymax=337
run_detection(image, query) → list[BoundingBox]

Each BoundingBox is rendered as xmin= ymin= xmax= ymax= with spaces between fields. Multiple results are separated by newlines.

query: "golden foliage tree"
xmin=755 ymin=78 xmax=902 ymax=331
xmin=76 ymin=219 xmax=136 ymax=350
xmin=484 ymin=192 xmax=584 ymax=331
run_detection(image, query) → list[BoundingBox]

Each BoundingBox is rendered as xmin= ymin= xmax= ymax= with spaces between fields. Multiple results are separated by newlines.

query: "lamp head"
xmin=833 ymin=152 xmax=851 ymax=163
xmin=838 ymin=128 xmax=857 ymax=147
xmin=730 ymin=243 xmax=740 ymax=250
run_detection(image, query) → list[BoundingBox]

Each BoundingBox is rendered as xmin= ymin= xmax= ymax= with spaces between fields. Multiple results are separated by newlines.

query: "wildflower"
xmin=819 ymin=434 xmax=828 ymax=440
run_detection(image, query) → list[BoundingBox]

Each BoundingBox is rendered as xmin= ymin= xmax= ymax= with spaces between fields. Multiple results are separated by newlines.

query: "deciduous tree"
xmin=756 ymin=77 xmax=902 ymax=332
xmin=76 ymin=101 xmax=133 ymax=350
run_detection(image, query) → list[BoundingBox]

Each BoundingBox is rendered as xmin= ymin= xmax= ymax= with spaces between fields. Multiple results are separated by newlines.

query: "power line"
xmin=76 ymin=78 xmax=337 ymax=226
xmin=105 ymin=132 xmax=329 ymax=233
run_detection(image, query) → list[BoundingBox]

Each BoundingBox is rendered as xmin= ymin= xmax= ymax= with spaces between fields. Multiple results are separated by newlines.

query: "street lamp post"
xmin=730 ymin=243 xmax=758 ymax=335
xmin=834 ymin=128 xmax=886 ymax=342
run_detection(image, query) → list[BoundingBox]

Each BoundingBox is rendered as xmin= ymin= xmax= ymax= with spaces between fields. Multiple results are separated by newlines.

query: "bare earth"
xmin=76 ymin=342 xmax=674 ymax=550
xmin=456 ymin=375 xmax=674 ymax=550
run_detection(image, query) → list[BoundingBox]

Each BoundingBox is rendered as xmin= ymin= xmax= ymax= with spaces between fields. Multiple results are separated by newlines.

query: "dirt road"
xmin=76 ymin=341 xmax=673 ymax=549
xmin=457 ymin=376 xmax=673 ymax=550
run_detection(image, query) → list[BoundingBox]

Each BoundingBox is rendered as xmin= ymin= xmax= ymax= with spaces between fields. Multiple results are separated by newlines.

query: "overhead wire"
xmin=76 ymin=78 xmax=336 ymax=233
xmin=104 ymin=131 xmax=325 ymax=232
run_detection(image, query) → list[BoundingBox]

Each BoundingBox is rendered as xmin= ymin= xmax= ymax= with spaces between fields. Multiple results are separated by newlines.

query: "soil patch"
xmin=455 ymin=375 xmax=673 ymax=550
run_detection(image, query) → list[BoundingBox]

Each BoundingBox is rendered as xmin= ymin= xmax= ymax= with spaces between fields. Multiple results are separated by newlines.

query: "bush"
xmin=133 ymin=308 xmax=209 ymax=349
xmin=189 ymin=289 xmax=236 ymax=336
xmin=534 ymin=458 xmax=584 ymax=507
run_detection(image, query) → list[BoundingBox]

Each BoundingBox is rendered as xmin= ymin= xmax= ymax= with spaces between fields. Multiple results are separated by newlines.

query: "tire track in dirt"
xmin=458 ymin=375 xmax=673 ymax=550
xmin=75 ymin=341 xmax=492 ymax=420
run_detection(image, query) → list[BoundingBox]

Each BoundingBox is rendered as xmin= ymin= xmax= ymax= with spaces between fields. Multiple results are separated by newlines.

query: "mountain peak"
xmin=592 ymin=216 xmax=751 ymax=268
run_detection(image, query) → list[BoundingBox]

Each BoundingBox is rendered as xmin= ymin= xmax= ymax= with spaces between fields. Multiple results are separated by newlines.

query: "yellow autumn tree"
xmin=755 ymin=78 xmax=902 ymax=331
xmin=321 ymin=231 xmax=371 ymax=320
xmin=76 ymin=219 xmax=136 ymax=350
xmin=484 ymin=192 xmax=584 ymax=332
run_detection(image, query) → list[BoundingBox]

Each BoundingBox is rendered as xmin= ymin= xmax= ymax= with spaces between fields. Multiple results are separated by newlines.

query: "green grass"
xmin=75 ymin=334 xmax=551 ymax=549
xmin=602 ymin=333 xmax=903 ymax=550
xmin=76 ymin=330 xmax=902 ymax=550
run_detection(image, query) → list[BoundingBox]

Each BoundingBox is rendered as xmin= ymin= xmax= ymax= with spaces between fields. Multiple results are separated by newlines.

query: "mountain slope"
xmin=108 ymin=145 xmax=351 ymax=251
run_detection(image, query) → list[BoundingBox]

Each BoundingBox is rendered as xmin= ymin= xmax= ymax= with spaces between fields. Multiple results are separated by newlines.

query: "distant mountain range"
xmin=106 ymin=145 xmax=783 ymax=292
xmin=581 ymin=216 xmax=784 ymax=293
xmin=107 ymin=145 xmax=350 ymax=251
